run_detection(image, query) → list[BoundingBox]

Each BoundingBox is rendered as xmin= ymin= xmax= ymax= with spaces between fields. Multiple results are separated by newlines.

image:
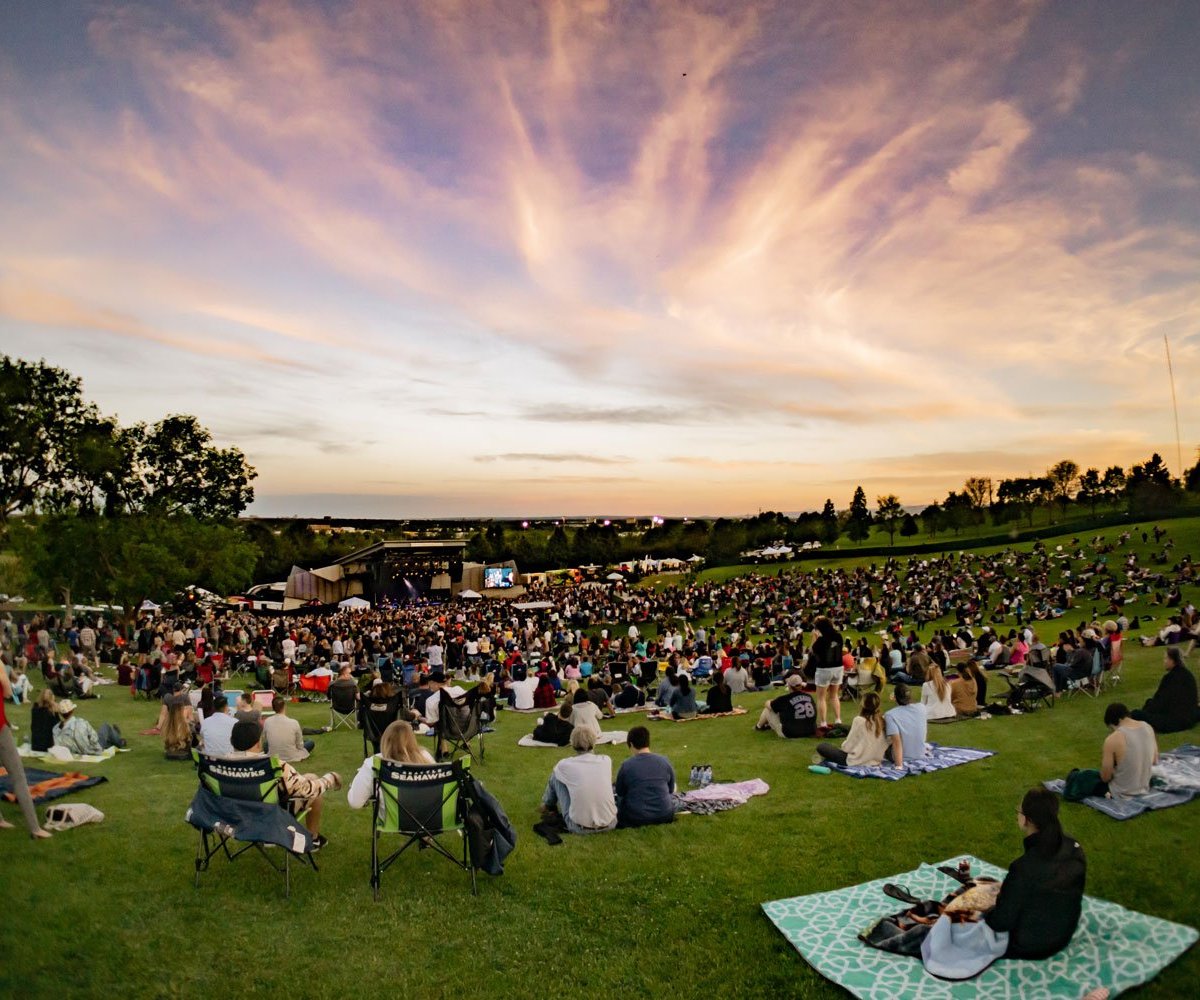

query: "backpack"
xmin=1063 ymin=768 xmax=1106 ymax=802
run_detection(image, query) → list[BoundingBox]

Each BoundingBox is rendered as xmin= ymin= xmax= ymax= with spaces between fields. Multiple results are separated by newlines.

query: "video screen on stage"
xmin=484 ymin=566 xmax=514 ymax=589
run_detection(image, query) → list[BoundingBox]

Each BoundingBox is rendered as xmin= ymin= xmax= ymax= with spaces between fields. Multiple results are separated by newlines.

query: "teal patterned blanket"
xmin=763 ymin=856 xmax=1196 ymax=998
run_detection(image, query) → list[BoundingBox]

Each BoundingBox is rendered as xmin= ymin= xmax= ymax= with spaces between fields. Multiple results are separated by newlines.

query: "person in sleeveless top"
xmin=1100 ymin=702 xmax=1158 ymax=799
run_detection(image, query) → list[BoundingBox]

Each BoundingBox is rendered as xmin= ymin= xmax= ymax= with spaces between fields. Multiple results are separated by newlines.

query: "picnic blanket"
xmin=825 ymin=744 xmax=994 ymax=780
xmin=518 ymin=731 xmax=628 ymax=748
xmin=1044 ymin=744 xmax=1200 ymax=820
xmin=763 ymin=855 xmax=1197 ymax=999
xmin=18 ymin=743 xmax=120 ymax=764
xmin=648 ymin=707 xmax=748 ymax=722
xmin=674 ymin=778 xmax=768 ymax=815
xmin=0 ymin=766 xmax=108 ymax=804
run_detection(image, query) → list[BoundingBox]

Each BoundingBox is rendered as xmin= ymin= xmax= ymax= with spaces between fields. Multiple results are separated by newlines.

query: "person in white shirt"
xmin=725 ymin=661 xmax=752 ymax=694
xmin=540 ymin=727 xmax=617 ymax=834
xmin=569 ymin=690 xmax=604 ymax=739
xmin=511 ymin=675 xmax=539 ymax=711
xmin=426 ymin=639 xmax=444 ymax=669
xmin=920 ymin=666 xmax=956 ymax=721
xmin=281 ymin=636 xmax=296 ymax=661
xmin=421 ymin=673 xmax=466 ymax=727
xmin=200 ymin=694 xmax=237 ymax=756
xmin=331 ymin=637 xmax=345 ymax=657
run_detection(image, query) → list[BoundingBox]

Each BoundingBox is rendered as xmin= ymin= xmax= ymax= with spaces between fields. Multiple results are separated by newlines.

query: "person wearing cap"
xmin=420 ymin=671 xmax=465 ymax=727
xmin=755 ymin=674 xmax=816 ymax=739
xmin=228 ymin=721 xmax=341 ymax=849
xmin=52 ymin=700 xmax=122 ymax=755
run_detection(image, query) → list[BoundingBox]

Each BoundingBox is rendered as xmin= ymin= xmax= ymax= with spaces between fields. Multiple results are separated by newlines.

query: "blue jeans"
xmin=541 ymin=776 xmax=615 ymax=835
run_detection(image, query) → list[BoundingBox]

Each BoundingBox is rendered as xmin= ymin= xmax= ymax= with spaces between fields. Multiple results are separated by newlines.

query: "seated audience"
xmin=949 ymin=665 xmax=979 ymax=716
xmin=668 ymin=673 xmax=698 ymax=720
xmin=755 ymin=674 xmax=816 ymax=738
xmin=702 ymin=670 xmax=732 ymax=714
xmin=30 ymin=689 xmax=58 ymax=753
xmin=570 ymin=688 xmax=605 ymax=739
xmin=985 ymin=787 xmax=1086 ymax=959
xmin=612 ymin=680 xmax=646 ymax=709
xmin=921 ymin=665 xmax=956 ymax=720
xmin=1100 ymin=702 xmax=1158 ymax=799
xmin=533 ymin=702 xmax=575 ymax=746
xmin=1130 ymin=648 xmax=1199 ymax=733
xmin=199 ymin=694 xmax=236 ymax=756
xmin=52 ymin=699 xmax=123 ymax=755
xmin=263 ymin=696 xmax=314 ymax=762
xmin=539 ymin=727 xmax=617 ymax=834
xmin=615 ymin=726 xmax=676 ymax=828
xmin=884 ymin=684 xmax=927 ymax=766
xmin=229 ymin=720 xmax=341 ymax=849
xmin=347 ymin=719 xmax=436 ymax=809
xmin=815 ymin=692 xmax=888 ymax=767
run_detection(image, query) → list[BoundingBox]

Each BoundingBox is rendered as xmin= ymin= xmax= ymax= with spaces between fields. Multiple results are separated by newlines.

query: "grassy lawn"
xmin=2 ymin=643 xmax=1198 ymax=999
xmin=3 ymin=518 xmax=1198 ymax=998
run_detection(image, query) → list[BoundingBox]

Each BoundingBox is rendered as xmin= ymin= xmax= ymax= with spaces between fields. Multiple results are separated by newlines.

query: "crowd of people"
xmin=2 ymin=523 xmax=1197 ymax=985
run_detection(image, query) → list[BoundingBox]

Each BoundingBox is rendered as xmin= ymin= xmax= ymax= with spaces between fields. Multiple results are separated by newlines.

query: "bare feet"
xmin=31 ymin=828 xmax=52 ymax=839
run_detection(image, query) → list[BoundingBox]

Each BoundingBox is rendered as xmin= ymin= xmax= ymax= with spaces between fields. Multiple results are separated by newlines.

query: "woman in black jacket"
xmin=986 ymin=787 xmax=1086 ymax=959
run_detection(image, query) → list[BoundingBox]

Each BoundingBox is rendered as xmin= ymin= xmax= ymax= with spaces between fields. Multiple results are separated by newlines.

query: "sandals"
xmin=882 ymin=883 xmax=922 ymax=905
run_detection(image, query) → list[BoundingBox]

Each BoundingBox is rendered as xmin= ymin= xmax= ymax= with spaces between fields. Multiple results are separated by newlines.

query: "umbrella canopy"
xmin=458 ymin=589 xmax=482 ymax=599
xmin=338 ymin=596 xmax=371 ymax=609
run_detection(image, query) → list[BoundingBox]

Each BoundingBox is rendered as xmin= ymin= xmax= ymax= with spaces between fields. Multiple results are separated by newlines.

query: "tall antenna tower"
xmin=1164 ymin=335 xmax=1184 ymax=476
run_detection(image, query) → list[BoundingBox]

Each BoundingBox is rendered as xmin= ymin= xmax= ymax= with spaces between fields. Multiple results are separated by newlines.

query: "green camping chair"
xmin=188 ymin=751 xmax=318 ymax=898
xmin=371 ymin=758 xmax=477 ymax=899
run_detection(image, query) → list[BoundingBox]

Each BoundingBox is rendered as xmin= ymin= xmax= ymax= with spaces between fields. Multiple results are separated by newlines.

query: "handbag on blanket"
xmin=1064 ymin=767 xmax=1106 ymax=801
xmin=859 ymin=876 xmax=1000 ymax=957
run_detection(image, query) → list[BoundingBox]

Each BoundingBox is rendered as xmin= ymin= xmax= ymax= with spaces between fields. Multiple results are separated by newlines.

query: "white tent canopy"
xmin=687 ymin=554 xmax=705 ymax=563
xmin=458 ymin=589 xmax=482 ymax=599
xmin=513 ymin=600 xmax=554 ymax=610
xmin=606 ymin=572 xmax=625 ymax=581
xmin=338 ymin=596 xmax=371 ymax=609
xmin=139 ymin=599 xmax=160 ymax=611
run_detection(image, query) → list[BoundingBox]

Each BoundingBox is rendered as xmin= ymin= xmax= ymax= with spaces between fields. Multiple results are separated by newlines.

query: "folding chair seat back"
xmin=330 ymin=683 xmax=359 ymax=715
xmin=374 ymin=758 xmax=466 ymax=836
xmin=362 ymin=693 xmax=405 ymax=754
xmin=252 ymin=690 xmax=276 ymax=713
xmin=436 ymin=692 xmax=484 ymax=762
xmin=194 ymin=750 xmax=284 ymax=806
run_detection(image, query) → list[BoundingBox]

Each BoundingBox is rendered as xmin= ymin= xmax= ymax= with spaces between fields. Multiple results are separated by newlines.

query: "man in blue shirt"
xmin=884 ymin=684 xmax=928 ymax=766
xmin=614 ymin=726 xmax=676 ymax=827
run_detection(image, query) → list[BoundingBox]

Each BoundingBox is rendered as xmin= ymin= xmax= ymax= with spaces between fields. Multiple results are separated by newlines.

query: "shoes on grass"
xmin=310 ymin=834 xmax=328 ymax=852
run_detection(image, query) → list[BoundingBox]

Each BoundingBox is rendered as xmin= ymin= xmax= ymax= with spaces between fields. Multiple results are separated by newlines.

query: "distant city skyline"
xmin=1 ymin=1 xmax=1196 ymax=519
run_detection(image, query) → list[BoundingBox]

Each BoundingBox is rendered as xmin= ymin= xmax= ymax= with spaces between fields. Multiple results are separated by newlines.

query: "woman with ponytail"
xmin=985 ymin=787 xmax=1086 ymax=959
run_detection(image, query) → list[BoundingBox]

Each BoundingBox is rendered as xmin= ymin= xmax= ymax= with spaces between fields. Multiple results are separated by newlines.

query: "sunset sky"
xmin=1 ymin=1 xmax=1196 ymax=518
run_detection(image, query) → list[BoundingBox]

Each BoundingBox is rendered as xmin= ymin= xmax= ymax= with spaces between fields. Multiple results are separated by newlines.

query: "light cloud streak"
xmin=0 ymin=0 xmax=1196 ymax=516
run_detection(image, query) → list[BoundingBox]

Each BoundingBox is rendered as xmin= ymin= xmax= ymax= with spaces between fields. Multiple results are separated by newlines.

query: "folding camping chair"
xmin=1103 ymin=637 xmax=1124 ymax=691
xmin=252 ymin=690 xmax=277 ymax=715
xmin=298 ymin=672 xmax=331 ymax=703
xmin=362 ymin=690 xmax=407 ymax=757
xmin=329 ymin=681 xmax=359 ymax=732
xmin=1066 ymin=647 xmax=1105 ymax=699
xmin=187 ymin=751 xmax=318 ymax=898
xmin=1001 ymin=664 xmax=1056 ymax=712
xmin=843 ymin=657 xmax=883 ymax=701
xmin=435 ymin=690 xmax=485 ymax=764
xmin=370 ymin=758 xmax=477 ymax=899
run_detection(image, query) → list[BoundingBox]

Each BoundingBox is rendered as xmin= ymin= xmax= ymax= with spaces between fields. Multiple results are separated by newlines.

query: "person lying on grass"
xmin=228 ymin=720 xmax=341 ymax=850
xmin=539 ymin=726 xmax=617 ymax=835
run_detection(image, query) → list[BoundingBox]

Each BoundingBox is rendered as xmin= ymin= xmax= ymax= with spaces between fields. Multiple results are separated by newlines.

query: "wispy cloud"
xmin=475 ymin=453 xmax=632 ymax=465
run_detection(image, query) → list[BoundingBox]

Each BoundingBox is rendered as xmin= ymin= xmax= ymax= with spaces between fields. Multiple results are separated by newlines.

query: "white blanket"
xmin=518 ymin=731 xmax=628 ymax=748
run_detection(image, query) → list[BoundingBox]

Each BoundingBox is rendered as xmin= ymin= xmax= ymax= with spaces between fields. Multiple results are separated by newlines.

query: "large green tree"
xmin=819 ymin=499 xmax=840 ymax=544
xmin=0 ymin=356 xmax=100 ymax=521
xmin=846 ymin=487 xmax=872 ymax=541
xmin=875 ymin=494 xmax=904 ymax=546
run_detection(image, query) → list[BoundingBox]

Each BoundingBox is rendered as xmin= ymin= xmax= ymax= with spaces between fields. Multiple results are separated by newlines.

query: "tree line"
xmin=2 ymin=354 xmax=1199 ymax=611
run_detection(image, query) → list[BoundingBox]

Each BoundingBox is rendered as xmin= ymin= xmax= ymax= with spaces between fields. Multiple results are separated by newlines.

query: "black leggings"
xmin=815 ymin=742 xmax=848 ymax=766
